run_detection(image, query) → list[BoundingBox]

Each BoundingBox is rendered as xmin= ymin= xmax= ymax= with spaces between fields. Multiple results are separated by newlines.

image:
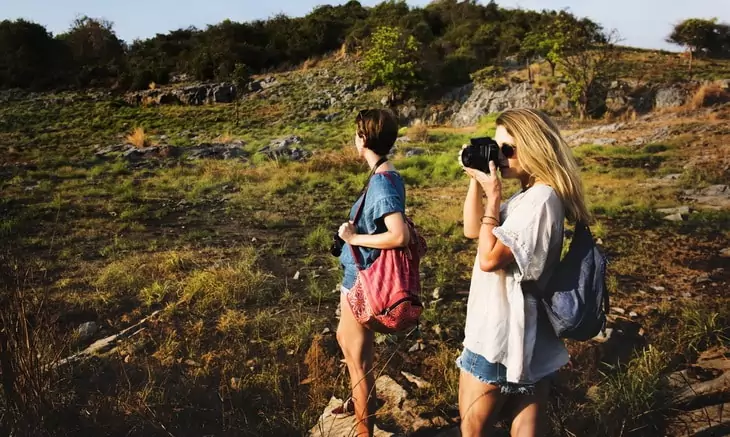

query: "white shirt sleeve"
xmin=492 ymin=189 xmax=562 ymax=283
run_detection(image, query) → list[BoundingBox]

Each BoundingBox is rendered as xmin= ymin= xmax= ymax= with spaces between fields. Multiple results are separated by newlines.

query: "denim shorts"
xmin=456 ymin=347 xmax=536 ymax=395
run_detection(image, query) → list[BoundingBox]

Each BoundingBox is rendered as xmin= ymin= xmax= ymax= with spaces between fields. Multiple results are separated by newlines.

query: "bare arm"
xmin=463 ymin=178 xmax=484 ymax=239
xmin=464 ymin=161 xmax=516 ymax=272
xmin=477 ymin=197 xmax=515 ymax=272
xmin=341 ymin=212 xmax=409 ymax=250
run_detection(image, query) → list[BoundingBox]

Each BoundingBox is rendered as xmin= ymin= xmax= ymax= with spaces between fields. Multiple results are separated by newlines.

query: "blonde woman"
xmin=458 ymin=108 xmax=590 ymax=437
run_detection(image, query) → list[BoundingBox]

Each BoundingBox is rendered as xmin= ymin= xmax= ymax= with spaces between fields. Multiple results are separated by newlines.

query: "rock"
xmin=593 ymin=328 xmax=613 ymax=342
xmin=187 ymin=143 xmax=247 ymax=160
xmin=654 ymin=85 xmax=689 ymax=109
xmin=308 ymin=396 xmax=395 ymax=437
xmin=696 ymin=274 xmax=712 ymax=284
xmin=259 ymin=135 xmax=308 ymax=161
xmin=432 ymin=288 xmax=441 ymax=300
xmin=651 ymin=285 xmax=666 ymax=292
xmin=293 ymin=271 xmax=300 ymax=280
xmin=683 ymin=292 xmax=693 ymax=298
xmin=612 ymin=307 xmax=626 ymax=315
xmin=408 ymin=342 xmax=426 ymax=353
xmin=667 ymin=402 xmax=730 ymax=437
xmin=664 ymin=213 xmax=684 ymax=222
xmin=77 ymin=322 xmax=98 ymax=341
xmin=405 ymin=148 xmax=426 ymax=157
xmin=720 ymin=248 xmax=730 ymax=258
xmin=593 ymin=138 xmax=617 ymax=146
xmin=682 ymin=185 xmax=730 ymax=210
xmin=629 ymin=311 xmax=639 ymax=318
xmin=657 ymin=206 xmax=691 ymax=215
xmin=451 ymin=82 xmax=543 ymax=127
xmin=395 ymin=136 xmax=411 ymax=144
xmin=401 ymin=371 xmax=432 ymax=389
xmin=230 ymin=377 xmax=242 ymax=391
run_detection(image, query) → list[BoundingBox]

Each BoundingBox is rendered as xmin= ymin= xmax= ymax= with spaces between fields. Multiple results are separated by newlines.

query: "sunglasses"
xmin=501 ymin=143 xmax=516 ymax=158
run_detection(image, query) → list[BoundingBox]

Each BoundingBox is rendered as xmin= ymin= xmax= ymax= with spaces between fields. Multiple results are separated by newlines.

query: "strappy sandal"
xmin=329 ymin=397 xmax=355 ymax=418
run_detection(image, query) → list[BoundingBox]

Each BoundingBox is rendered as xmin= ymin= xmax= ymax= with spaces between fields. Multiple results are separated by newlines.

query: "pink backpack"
xmin=345 ymin=173 xmax=426 ymax=333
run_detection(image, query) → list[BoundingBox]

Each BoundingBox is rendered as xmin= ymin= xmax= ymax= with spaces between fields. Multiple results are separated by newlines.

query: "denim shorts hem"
xmin=456 ymin=348 xmax=536 ymax=395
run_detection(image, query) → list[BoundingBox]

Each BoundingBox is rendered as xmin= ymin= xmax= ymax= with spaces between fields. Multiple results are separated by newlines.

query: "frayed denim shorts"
xmin=456 ymin=347 xmax=536 ymax=395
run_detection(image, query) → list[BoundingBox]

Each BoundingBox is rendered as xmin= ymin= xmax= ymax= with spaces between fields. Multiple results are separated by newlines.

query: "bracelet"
xmin=480 ymin=215 xmax=499 ymax=226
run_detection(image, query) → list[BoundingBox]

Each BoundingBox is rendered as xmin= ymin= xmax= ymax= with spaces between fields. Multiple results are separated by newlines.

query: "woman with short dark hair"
xmin=331 ymin=109 xmax=409 ymax=437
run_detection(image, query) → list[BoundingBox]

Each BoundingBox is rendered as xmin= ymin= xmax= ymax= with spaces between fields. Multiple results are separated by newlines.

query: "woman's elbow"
xmin=464 ymin=229 xmax=479 ymax=239
xmin=393 ymin=230 xmax=408 ymax=247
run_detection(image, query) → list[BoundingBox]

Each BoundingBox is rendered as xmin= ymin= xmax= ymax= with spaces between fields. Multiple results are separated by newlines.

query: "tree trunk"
xmin=689 ymin=49 xmax=693 ymax=75
xmin=527 ymin=58 xmax=533 ymax=82
xmin=549 ymin=61 xmax=556 ymax=77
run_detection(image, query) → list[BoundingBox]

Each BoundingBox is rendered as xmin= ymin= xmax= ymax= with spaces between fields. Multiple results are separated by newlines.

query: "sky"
xmin=2 ymin=0 xmax=728 ymax=51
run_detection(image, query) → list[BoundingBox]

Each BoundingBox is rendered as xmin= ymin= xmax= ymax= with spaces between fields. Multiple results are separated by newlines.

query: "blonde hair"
xmin=496 ymin=108 xmax=591 ymax=223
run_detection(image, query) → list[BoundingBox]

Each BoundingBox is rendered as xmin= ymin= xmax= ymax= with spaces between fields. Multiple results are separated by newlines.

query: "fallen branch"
xmin=52 ymin=310 xmax=160 ymax=369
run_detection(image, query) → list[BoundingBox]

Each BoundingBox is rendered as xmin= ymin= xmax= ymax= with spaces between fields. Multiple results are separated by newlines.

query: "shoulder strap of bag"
xmin=349 ymin=157 xmax=389 ymax=268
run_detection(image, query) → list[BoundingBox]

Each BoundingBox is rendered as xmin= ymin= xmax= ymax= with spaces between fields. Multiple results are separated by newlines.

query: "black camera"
xmin=330 ymin=233 xmax=345 ymax=257
xmin=460 ymin=137 xmax=500 ymax=173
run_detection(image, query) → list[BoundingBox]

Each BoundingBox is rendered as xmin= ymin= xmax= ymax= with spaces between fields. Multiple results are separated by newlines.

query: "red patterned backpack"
xmin=346 ymin=172 xmax=426 ymax=333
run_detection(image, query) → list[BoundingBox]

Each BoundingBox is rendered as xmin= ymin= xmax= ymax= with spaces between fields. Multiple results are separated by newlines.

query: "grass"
xmin=1 ymin=58 xmax=729 ymax=437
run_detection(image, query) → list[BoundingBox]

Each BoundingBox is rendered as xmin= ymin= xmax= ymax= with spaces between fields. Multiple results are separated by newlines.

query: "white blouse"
xmin=463 ymin=184 xmax=569 ymax=384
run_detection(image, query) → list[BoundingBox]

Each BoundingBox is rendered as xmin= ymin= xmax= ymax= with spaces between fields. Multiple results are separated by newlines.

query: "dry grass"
xmin=408 ymin=122 xmax=430 ymax=143
xmin=688 ymin=84 xmax=730 ymax=110
xmin=125 ymin=127 xmax=151 ymax=148
xmin=213 ymin=132 xmax=235 ymax=143
xmin=302 ymin=56 xmax=321 ymax=71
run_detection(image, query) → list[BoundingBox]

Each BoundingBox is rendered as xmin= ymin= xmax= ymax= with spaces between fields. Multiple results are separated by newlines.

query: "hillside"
xmin=0 ymin=50 xmax=729 ymax=437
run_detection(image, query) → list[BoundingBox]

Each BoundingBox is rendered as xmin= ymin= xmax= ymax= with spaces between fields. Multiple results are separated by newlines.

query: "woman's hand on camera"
xmin=338 ymin=221 xmax=357 ymax=243
xmin=464 ymin=161 xmax=501 ymax=199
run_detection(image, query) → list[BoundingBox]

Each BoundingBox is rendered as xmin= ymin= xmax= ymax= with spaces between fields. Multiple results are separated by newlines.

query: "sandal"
xmin=329 ymin=397 xmax=355 ymax=418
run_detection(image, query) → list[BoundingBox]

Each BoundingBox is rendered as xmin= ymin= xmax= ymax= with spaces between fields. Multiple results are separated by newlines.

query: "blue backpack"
xmin=540 ymin=221 xmax=609 ymax=341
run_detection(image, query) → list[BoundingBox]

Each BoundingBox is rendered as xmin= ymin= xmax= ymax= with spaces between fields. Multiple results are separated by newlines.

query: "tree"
xmin=58 ymin=16 xmax=126 ymax=86
xmin=558 ymin=29 xmax=622 ymax=120
xmin=520 ymin=11 xmax=603 ymax=78
xmin=362 ymin=26 xmax=422 ymax=102
xmin=0 ymin=19 xmax=69 ymax=89
xmin=667 ymin=18 xmax=730 ymax=73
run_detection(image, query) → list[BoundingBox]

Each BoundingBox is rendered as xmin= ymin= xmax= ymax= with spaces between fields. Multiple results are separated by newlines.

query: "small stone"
xmin=650 ymin=285 xmax=666 ymax=292
xmin=657 ymin=206 xmax=690 ymax=215
xmin=184 ymin=359 xmax=201 ymax=367
xmin=682 ymin=292 xmax=693 ymax=298
xmin=321 ymin=327 xmax=331 ymax=335
xmin=596 ymin=238 xmax=604 ymax=245
xmin=612 ymin=307 xmax=626 ymax=315
xmin=593 ymin=328 xmax=613 ymax=342
xmin=401 ymin=371 xmax=432 ymax=389
xmin=629 ymin=311 xmax=639 ymax=318
xmin=432 ymin=288 xmax=441 ymax=300
xmin=432 ymin=324 xmax=442 ymax=336
xmin=251 ymin=237 xmax=257 ymax=242
xmin=77 ymin=322 xmax=98 ymax=341
xmin=696 ymin=274 xmax=712 ymax=284
xmin=663 ymin=213 xmax=684 ymax=222
xmin=293 ymin=271 xmax=300 ymax=280
xmin=720 ymin=248 xmax=730 ymax=258
xmin=408 ymin=342 xmax=426 ymax=353
xmin=638 ymin=328 xmax=646 ymax=337
xmin=230 ymin=377 xmax=242 ymax=391
xmin=124 ymin=355 xmax=132 ymax=363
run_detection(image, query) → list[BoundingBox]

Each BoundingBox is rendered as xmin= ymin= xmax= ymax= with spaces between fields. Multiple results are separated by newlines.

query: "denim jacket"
xmin=339 ymin=172 xmax=406 ymax=289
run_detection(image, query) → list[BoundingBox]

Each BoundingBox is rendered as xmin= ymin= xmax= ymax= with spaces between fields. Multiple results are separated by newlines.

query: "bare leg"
xmin=337 ymin=292 xmax=376 ymax=437
xmin=509 ymin=379 xmax=551 ymax=437
xmin=459 ymin=369 xmax=506 ymax=437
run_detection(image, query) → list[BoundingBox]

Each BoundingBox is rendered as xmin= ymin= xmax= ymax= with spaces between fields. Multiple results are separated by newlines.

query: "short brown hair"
xmin=356 ymin=109 xmax=398 ymax=156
